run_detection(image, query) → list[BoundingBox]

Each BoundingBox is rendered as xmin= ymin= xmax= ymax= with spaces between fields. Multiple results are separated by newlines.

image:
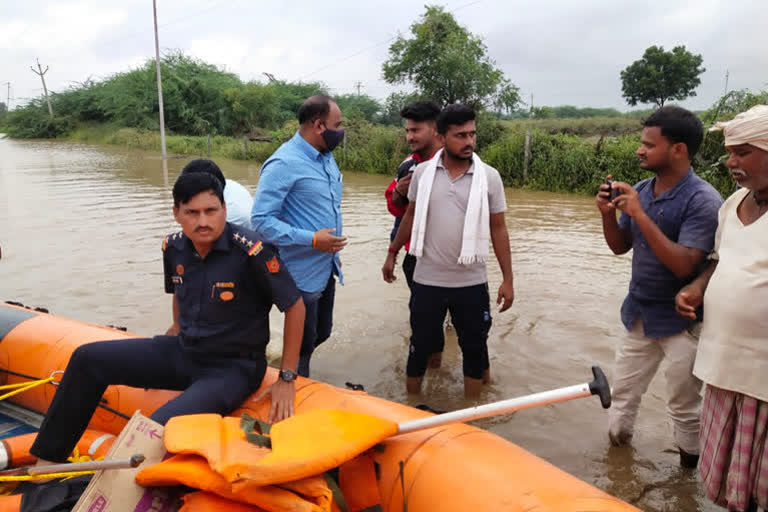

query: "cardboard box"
xmin=73 ymin=411 xmax=179 ymax=512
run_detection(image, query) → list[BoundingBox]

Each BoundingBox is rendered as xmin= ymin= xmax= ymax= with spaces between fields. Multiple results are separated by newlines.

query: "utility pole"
xmin=30 ymin=60 xmax=53 ymax=118
xmin=152 ymin=0 xmax=168 ymax=183
xmin=2 ymin=82 xmax=9 ymax=111
xmin=354 ymin=81 xmax=364 ymax=96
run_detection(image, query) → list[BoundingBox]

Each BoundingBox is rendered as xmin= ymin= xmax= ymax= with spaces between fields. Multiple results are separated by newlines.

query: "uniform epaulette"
xmin=231 ymin=229 xmax=264 ymax=257
xmin=162 ymin=231 xmax=184 ymax=252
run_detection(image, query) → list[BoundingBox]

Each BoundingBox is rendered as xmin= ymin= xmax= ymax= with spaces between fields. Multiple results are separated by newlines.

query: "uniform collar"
xmin=213 ymin=224 xmax=234 ymax=252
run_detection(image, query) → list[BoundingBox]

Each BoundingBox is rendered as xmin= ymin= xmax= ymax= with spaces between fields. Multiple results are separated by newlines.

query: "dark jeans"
xmin=402 ymin=253 xmax=417 ymax=290
xmin=30 ymin=335 xmax=266 ymax=462
xmin=408 ymin=282 xmax=492 ymax=379
xmin=297 ymin=275 xmax=336 ymax=377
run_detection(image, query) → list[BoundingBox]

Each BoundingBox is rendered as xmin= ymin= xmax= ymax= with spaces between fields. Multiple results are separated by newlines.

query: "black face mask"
xmin=321 ymin=123 xmax=345 ymax=152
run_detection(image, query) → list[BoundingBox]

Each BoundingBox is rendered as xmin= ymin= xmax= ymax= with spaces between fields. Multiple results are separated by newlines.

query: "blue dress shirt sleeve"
xmin=251 ymin=158 xmax=315 ymax=248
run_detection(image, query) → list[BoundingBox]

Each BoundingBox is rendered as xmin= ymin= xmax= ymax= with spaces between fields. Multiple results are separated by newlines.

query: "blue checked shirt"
xmin=618 ymin=170 xmax=722 ymax=338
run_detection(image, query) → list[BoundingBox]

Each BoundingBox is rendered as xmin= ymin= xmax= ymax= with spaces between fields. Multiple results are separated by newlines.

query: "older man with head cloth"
xmin=676 ymin=104 xmax=768 ymax=512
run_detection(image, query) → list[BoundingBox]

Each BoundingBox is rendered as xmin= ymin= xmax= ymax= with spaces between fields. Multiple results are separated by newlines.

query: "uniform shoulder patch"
xmin=162 ymin=231 xmax=184 ymax=251
xmin=231 ymin=229 xmax=264 ymax=257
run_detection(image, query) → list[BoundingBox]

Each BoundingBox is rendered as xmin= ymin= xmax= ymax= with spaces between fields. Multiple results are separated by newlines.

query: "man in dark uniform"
xmin=31 ymin=169 xmax=304 ymax=466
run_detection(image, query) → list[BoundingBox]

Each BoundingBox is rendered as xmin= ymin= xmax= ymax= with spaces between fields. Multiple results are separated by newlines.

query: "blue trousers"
xmin=30 ymin=335 xmax=266 ymax=462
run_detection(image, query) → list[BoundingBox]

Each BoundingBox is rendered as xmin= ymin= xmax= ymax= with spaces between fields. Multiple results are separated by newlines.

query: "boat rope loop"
xmin=0 ymin=445 xmax=102 ymax=483
xmin=0 ymin=376 xmax=54 ymax=401
xmin=0 ymin=367 xmax=130 ymax=420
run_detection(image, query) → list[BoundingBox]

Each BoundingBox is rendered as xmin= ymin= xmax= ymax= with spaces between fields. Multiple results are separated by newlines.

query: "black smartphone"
xmin=604 ymin=179 xmax=620 ymax=201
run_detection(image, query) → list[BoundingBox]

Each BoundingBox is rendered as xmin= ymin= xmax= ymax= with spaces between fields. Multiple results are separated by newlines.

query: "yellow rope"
xmin=0 ymin=445 xmax=105 ymax=483
xmin=0 ymin=470 xmax=95 ymax=482
xmin=0 ymin=378 xmax=53 ymax=401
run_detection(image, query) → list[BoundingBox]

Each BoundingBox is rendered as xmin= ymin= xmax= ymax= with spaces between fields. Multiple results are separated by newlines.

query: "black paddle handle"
xmin=588 ymin=366 xmax=611 ymax=409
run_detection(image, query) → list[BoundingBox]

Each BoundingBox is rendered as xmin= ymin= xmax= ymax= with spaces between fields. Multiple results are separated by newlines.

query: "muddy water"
xmin=0 ymin=137 xmax=716 ymax=511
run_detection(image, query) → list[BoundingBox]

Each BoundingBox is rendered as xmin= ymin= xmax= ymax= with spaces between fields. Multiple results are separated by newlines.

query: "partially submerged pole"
xmin=152 ymin=0 xmax=168 ymax=179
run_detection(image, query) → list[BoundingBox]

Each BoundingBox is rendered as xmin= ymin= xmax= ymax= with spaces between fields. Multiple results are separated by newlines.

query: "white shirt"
xmin=694 ymin=188 xmax=768 ymax=401
xmin=224 ymin=180 xmax=254 ymax=229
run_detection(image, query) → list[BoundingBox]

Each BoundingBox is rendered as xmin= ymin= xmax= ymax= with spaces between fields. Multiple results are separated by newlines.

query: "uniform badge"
xmin=248 ymin=241 xmax=263 ymax=256
xmin=219 ymin=291 xmax=234 ymax=301
xmin=266 ymin=256 xmax=280 ymax=273
xmin=176 ymin=264 xmax=184 ymax=276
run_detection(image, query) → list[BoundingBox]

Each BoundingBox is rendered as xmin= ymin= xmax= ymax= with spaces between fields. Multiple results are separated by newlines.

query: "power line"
xmin=97 ymin=0 xmax=234 ymax=50
xmin=298 ymin=0 xmax=486 ymax=81
xmin=2 ymin=82 xmax=9 ymax=109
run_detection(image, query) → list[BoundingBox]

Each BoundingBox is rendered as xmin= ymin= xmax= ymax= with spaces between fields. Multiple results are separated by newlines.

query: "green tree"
xmin=0 ymin=101 xmax=7 ymax=124
xmin=334 ymin=94 xmax=382 ymax=123
xmin=620 ymin=45 xmax=705 ymax=108
xmin=225 ymin=82 xmax=279 ymax=134
xmin=378 ymin=91 xmax=423 ymax=125
xmin=382 ymin=5 xmax=519 ymax=111
xmin=271 ymin=81 xmax=328 ymax=125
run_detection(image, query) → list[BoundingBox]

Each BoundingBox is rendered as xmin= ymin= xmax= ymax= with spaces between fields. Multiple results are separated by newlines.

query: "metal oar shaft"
xmin=397 ymin=366 xmax=611 ymax=435
xmin=397 ymin=383 xmax=591 ymax=434
xmin=1 ymin=454 xmax=145 ymax=477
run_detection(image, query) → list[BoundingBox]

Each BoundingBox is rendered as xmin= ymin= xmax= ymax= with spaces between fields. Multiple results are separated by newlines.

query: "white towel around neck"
xmin=409 ymin=148 xmax=490 ymax=265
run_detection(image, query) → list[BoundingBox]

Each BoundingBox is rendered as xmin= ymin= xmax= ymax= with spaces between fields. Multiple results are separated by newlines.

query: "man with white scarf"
xmin=676 ymin=104 xmax=768 ymax=512
xmin=382 ymin=104 xmax=514 ymax=398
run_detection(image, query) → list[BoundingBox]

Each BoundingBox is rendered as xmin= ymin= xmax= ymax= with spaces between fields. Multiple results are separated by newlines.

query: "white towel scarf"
xmin=409 ymin=148 xmax=490 ymax=265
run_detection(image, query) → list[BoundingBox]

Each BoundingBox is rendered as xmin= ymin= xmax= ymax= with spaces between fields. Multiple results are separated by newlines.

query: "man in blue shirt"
xmin=597 ymin=106 xmax=723 ymax=468
xmin=252 ymin=95 xmax=346 ymax=377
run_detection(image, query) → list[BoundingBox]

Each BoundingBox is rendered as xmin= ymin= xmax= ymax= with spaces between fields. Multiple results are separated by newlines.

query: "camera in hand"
xmin=604 ymin=179 xmax=621 ymax=201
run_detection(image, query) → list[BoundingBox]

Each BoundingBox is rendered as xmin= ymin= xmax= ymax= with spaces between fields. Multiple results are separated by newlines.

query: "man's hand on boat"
xmin=254 ymin=378 xmax=296 ymax=423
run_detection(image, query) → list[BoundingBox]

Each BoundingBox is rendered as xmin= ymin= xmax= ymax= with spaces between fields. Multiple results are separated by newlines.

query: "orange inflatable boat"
xmin=0 ymin=302 xmax=640 ymax=511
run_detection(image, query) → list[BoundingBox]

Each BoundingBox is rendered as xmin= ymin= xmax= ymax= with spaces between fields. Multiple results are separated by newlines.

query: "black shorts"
xmin=408 ymin=282 xmax=492 ymax=379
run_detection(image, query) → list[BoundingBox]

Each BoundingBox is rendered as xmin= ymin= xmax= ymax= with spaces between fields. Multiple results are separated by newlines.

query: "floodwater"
xmin=0 ymin=137 xmax=717 ymax=511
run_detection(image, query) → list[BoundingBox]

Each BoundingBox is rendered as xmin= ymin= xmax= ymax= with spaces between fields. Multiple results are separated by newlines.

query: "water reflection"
xmin=0 ymin=137 xmax=718 ymax=511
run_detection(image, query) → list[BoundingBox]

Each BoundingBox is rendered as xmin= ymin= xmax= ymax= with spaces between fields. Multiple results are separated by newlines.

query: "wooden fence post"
xmin=523 ymin=130 xmax=531 ymax=184
xmin=207 ymin=134 xmax=211 ymax=157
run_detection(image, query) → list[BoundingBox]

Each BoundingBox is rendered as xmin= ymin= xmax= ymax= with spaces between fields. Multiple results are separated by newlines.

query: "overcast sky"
xmin=1 ymin=0 xmax=767 ymax=112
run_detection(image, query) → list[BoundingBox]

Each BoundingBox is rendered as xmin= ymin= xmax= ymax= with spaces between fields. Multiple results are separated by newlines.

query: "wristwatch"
xmin=279 ymin=369 xmax=298 ymax=382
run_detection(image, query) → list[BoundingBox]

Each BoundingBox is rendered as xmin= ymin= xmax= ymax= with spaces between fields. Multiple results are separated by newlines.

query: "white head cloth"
xmin=711 ymin=104 xmax=768 ymax=152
